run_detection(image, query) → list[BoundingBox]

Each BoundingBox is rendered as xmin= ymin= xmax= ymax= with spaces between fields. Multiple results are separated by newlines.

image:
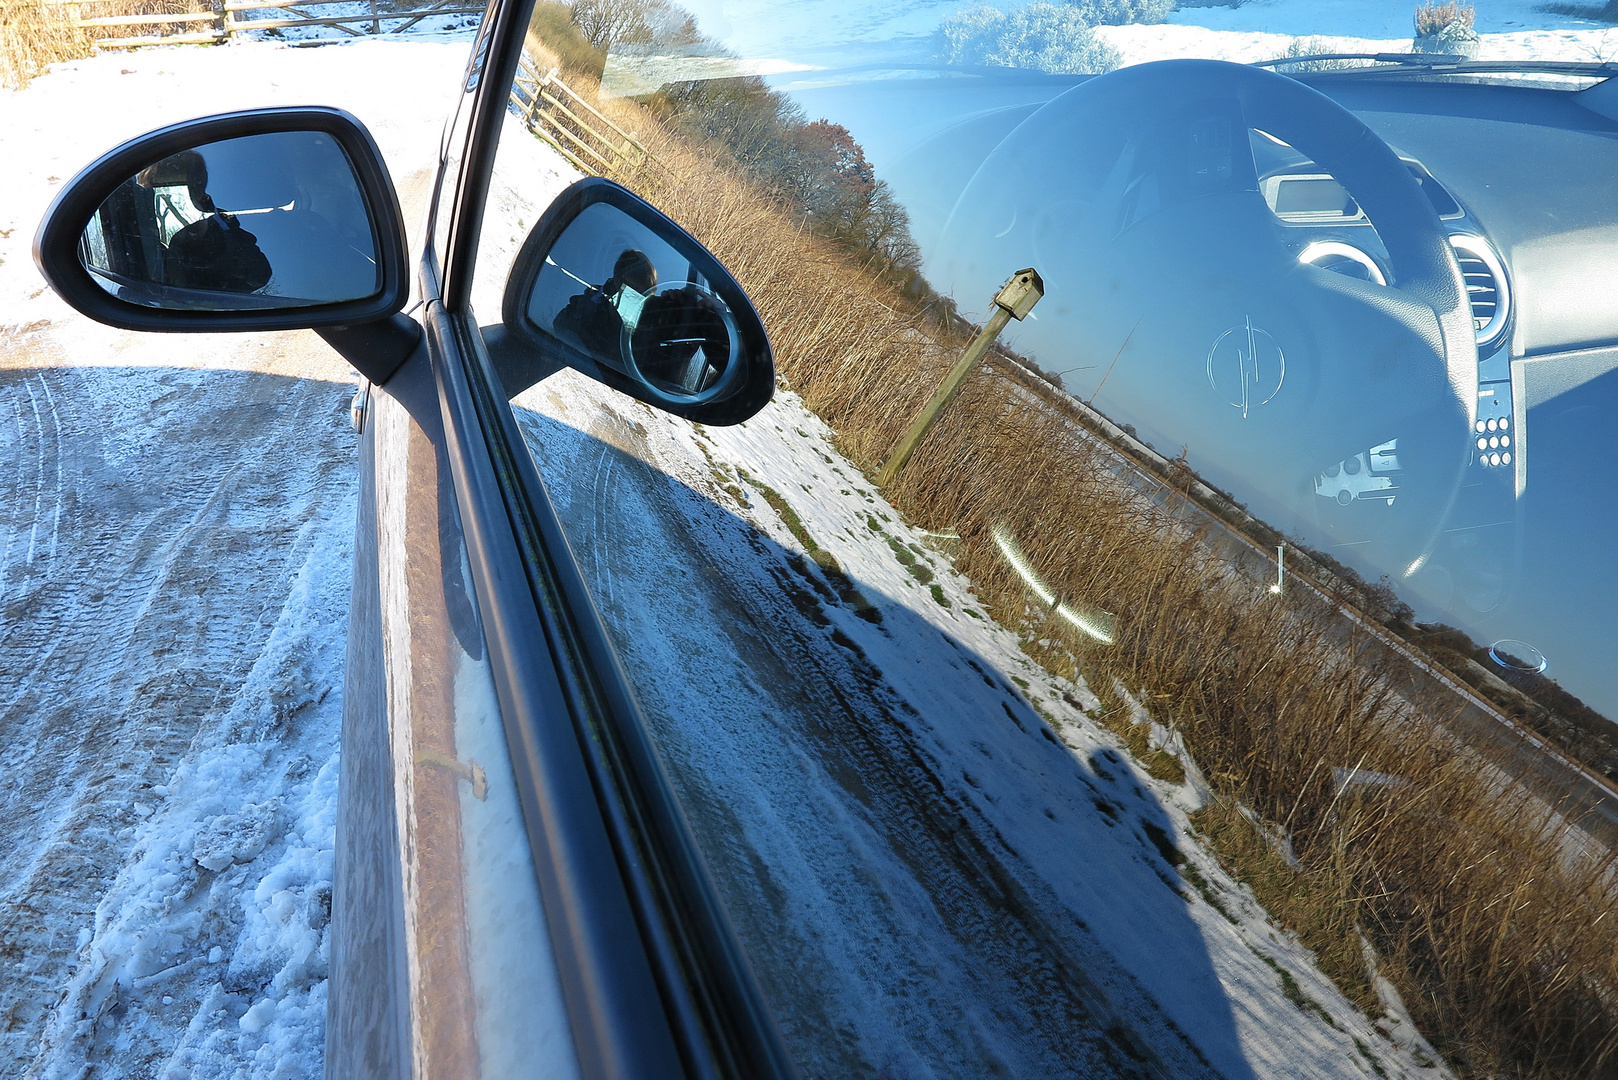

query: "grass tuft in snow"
xmin=1092 ymin=681 xmax=1187 ymax=786
xmin=743 ymin=469 xmax=883 ymax=623
xmin=1193 ymin=798 xmax=1376 ymax=1012
xmin=1250 ymin=943 xmax=1342 ymax=1031
xmin=1414 ymin=0 xmax=1475 ymax=33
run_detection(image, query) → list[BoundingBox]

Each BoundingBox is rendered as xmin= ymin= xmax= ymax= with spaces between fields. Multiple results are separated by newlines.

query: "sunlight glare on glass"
xmin=990 ymin=523 xmax=1116 ymax=645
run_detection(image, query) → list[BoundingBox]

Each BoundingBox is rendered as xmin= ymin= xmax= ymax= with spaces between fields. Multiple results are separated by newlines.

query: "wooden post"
xmin=525 ymin=67 xmax=551 ymax=128
xmin=876 ymin=268 xmax=1043 ymax=488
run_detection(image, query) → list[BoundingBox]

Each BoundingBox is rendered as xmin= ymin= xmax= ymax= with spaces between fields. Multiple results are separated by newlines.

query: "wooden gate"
xmin=224 ymin=0 xmax=483 ymax=39
xmin=62 ymin=0 xmax=483 ymax=49
xmin=509 ymin=58 xmax=661 ymax=180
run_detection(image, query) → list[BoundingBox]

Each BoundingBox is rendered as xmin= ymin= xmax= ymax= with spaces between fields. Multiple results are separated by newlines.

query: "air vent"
xmin=1449 ymin=235 xmax=1510 ymax=348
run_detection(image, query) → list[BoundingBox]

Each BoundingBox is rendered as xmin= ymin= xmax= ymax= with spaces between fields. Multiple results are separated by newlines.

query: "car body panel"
xmin=330 ymin=321 xmax=585 ymax=1079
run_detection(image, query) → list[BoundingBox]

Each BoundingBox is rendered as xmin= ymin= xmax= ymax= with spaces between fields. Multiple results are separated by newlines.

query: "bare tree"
xmin=570 ymin=0 xmax=698 ymax=52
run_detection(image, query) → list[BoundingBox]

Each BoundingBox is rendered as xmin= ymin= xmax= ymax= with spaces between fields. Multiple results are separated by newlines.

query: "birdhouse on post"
xmin=994 ymin=268 xmax=1044 ymax=321
xmin=876 ymin=266 xmax=1046 ymax=488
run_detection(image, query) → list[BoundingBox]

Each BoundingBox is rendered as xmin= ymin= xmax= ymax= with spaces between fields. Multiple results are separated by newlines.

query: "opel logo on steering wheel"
xmin=1206 ymin=316 xmax=1285 ymax=418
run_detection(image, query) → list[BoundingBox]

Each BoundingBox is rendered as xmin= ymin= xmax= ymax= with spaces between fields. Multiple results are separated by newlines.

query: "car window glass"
xmin=465 ymin=1 xmax=1618 ymax=1073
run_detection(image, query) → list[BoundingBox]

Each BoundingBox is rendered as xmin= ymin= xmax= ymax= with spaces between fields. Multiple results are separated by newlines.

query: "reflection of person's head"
xmin=611 ymin=249 xmax=656 ymax=295
xmin=141 ymin=149 xmax=271 ymax=293
xmin=137 ymin=150 xmax=217 ymax=215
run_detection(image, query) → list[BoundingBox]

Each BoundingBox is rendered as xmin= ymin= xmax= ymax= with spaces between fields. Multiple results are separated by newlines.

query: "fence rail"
xmin=31 ymin=0 xmax=483 ymax=47
xmin=225 ymin=0 xmax=481 ymax=36
xmin=509 ymin=60 xmax=662 ymax=180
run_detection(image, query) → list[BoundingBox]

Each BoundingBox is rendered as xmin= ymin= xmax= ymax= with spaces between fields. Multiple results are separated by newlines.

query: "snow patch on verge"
xmin=27 ymin=509 xmax=351 ymax=1080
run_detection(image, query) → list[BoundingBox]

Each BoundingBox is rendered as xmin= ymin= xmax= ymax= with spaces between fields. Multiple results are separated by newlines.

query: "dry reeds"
xmin=580 ymin=74 xmax=1615 ymax=1079
xmin=1 ymin=0 xmax=90 ymax=89
xmin=1415 ymin=0 xmax=1476 ymax=34
xmin=1 ymin=0 xmax=217 ymax=89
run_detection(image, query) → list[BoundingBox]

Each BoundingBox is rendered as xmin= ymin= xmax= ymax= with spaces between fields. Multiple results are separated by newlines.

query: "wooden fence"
xmin=509 ymin=58 xmax=661 ymax=180
xmin=56 ymin=0 xmax=483 ymax=49
xmin=15 ymin=1 xmax=658 ymax=179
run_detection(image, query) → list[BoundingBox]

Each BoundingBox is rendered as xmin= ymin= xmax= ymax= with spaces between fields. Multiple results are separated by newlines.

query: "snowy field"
xmin=1097 ymin=10 xmax=1618 ymax=68
xmin=674 ymin=0 xmax=1618 ymax=65
xmin=0 ymin=3 xmax=1604 ymax=1075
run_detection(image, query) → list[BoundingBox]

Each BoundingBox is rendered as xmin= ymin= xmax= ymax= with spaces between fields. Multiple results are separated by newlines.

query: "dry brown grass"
xmin=2 ymin=0 xmax=218 ymax=90
xmin=1415 ymin=0 xmax=1476 ymax=34
xmin=558 ymin=61 xmax=1618 ymax=1079
xmin=1 ymin=0 xmax=90 ymax=88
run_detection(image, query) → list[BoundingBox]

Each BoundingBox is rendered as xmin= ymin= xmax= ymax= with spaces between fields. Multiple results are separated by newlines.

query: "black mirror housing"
xmin=489 ymin=177 xmax=775 ymax=427
xmin=34 ymin=106 xmax=410 ymax=334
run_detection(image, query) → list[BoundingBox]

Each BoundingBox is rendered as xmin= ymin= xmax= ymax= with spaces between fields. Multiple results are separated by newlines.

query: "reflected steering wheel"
xmin=939 ymin=59 xmax=1478 ymax=572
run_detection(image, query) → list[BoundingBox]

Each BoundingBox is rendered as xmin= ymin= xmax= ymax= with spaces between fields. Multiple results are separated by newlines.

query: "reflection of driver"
xmin=137 ymin=150 xmax=272 ymax=293
xmin=554 ymin=248 xmax=657 ymax=360
xmin=633 ymin=283 xmax=730 ymax=391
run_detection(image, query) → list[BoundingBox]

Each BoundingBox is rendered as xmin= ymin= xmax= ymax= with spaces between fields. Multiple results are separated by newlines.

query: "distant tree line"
xmin=538 ymin=0 xmax=928 ymax=294
xmin=569 ymin=0 xmax=704 ymax=53
xmin=651 ymin=78 xmax=924 ymax=290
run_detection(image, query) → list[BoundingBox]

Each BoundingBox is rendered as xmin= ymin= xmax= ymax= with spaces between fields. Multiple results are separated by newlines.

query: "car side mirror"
xmin=484 ymin=177 xmax=774 ymax=426
xmin=34 ymin=107 xmax=416 ymax=383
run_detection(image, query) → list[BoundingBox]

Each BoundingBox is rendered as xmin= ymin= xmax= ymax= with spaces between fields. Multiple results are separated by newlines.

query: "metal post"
xmin=876 ymin=268 xmax=1043 ymax=488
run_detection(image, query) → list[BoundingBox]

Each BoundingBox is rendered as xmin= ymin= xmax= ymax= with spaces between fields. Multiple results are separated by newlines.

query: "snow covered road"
xmin=0 ymin=364 xmax=354 ymax=1078
xmin=0 ymin=38 xmax=471 ymax=1078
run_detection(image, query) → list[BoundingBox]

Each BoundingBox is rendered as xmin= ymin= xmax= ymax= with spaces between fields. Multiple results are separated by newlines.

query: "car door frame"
xmin=327 ymin=2 xmax=798 ymax=1078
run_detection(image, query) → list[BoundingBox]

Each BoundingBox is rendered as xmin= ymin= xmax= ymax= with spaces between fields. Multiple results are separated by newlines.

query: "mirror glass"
xmin=79 ymin=131 xmax=380 ymax=311
xmin=525 ymin=202 xmax=743 ymax=405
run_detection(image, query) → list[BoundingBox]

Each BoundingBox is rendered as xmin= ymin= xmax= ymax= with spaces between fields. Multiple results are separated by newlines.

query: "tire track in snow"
xmin=0 ymin=366 xmax=356 ymax=1078
xmin=520 ymin=399 xmax=1220 ymax=1080
xmin=21 ymin=376 xmax=46 ymax=567
xmin=37 ymin=372 xmax=64 ymax=566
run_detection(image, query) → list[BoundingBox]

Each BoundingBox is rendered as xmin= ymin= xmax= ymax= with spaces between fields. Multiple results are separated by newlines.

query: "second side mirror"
xmin=484 ymin=177 xmax=775 ymax=426
xmin=35 ymin=106 xmax=410 ymax=334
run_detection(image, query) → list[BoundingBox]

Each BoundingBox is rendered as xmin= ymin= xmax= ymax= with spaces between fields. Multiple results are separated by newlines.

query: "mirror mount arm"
xmin=317 ymin=312 xmax=423 ymax=386
xmin=479 ymin=323 xmax=567 ymax=399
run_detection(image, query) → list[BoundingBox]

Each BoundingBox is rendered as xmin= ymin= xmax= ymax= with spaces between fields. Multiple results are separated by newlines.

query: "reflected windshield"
xmin=630 ymin=6 xmax=1618 ymax=725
